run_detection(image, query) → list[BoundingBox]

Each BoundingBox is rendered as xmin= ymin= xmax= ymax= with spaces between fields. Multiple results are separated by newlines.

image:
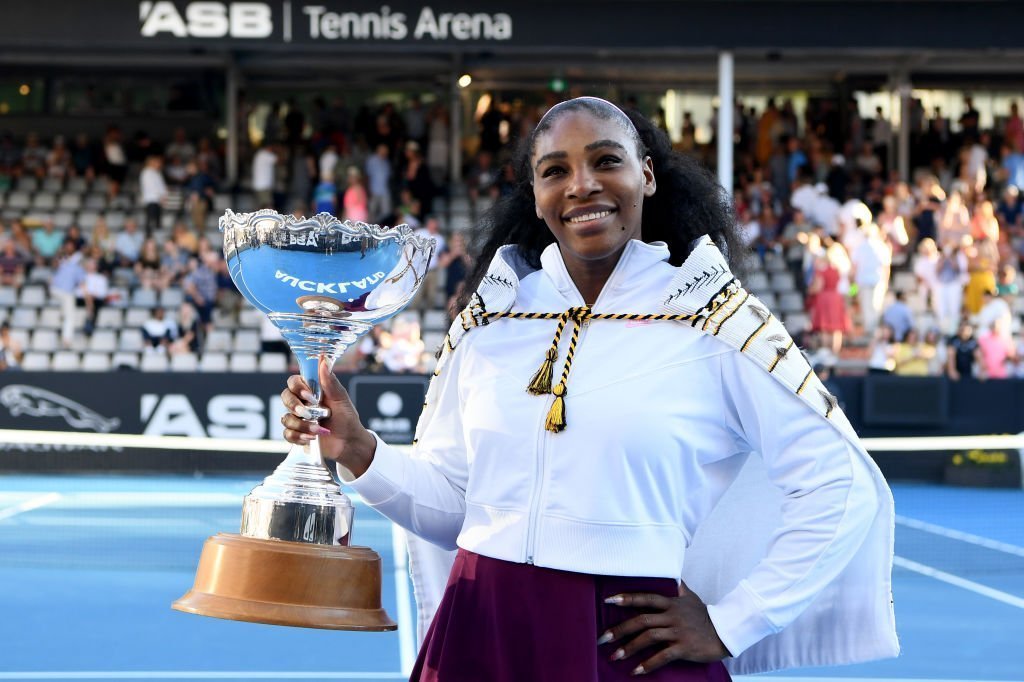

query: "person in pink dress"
xmin=809 ymin=251 xmax=850 ymax=355
xmin=342 ymin=166 xmax=370 ymax=224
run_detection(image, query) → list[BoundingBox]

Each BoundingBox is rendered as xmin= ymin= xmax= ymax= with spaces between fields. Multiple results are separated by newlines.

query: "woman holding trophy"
xmin=280 ymin=98 xmax=898 ymax=681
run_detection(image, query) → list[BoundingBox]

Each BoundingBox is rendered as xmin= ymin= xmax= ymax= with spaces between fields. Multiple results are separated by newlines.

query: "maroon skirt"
xmin=410 ymin=549 xmax=731 ymax=682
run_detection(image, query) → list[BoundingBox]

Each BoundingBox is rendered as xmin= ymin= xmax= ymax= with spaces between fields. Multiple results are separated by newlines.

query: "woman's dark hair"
xmin=457 ymin=98 xmax=742 ymax=309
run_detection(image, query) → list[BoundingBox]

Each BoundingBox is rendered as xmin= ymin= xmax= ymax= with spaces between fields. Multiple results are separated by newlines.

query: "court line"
xmin=390 ymin=526 xmax=416 ymax=676
xmin=0 ymin=645 xmax=1011 ymax=679
xmin=896 ymin=514 xmax=1024 ymax=558
xmin=894 ymin=556 xmax=1024 ymax=609
xmin=0 ymin=492 xmax=61 ymax=522
xmin=0 ymin=671 xmax=403 ymax=675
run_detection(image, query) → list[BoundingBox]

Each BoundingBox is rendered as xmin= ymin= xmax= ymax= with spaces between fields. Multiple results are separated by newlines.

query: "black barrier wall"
xmin=0 ymin=373 xmax=1021 ymax=479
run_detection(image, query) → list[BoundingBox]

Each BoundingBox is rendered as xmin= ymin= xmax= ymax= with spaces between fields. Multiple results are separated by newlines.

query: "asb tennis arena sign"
xmin=0 ymin=372 xmax=427 ymax=472
xmin=138 ymin=1 xmax=513 ymax=42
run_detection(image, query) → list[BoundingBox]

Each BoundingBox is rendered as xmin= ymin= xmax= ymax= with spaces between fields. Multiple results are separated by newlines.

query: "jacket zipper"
xmin=524 ymin=317 xmax=591 ymax=565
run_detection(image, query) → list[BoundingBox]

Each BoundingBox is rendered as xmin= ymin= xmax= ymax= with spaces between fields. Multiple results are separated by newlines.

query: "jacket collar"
xmin=539 ymin=239 xmax=671 ymax=309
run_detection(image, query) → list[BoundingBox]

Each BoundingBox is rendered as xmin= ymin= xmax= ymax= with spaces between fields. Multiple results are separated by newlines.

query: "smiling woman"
xmin=278 ymin=97 xmax=899 ymax=681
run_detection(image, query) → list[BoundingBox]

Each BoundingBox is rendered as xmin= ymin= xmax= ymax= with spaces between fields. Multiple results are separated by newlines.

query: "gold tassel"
xmin=545 ymin=384 xmax=567 ymax=432
xmin=527 ymin=347 xmax=558 ymax=395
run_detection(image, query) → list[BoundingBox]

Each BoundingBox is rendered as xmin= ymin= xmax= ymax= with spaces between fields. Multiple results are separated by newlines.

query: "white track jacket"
xmin=344 ymin=237 xmax=899 ymax=674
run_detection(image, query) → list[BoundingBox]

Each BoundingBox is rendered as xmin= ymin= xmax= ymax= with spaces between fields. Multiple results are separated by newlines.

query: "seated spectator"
xmin=160 ymin=239 xmax=190 ymax=286
xmin=924 ymin=329 xmax=947 ymax=376
xmin=867 ymin=323 xmax=896 ymax=374
xmin=0 ymin=240 xmax=28 ymax=287
xmin=141 ymin=308 xmax=176 ymax=354
xmin=378 ymin=315 xmax=425 ymax=373
xmin=466 ymin=150 xmax=500 ymax=202
xmin=90 ymin=218 xmax=117 ymax=275
xmin=183 ymin=252 xmax=218 ymax=335
xmin=32 ymin=220 xmax=66 ymax=266
xmin=78 ymin=257 xmax=110 ymax=337
xmin=135 ymin=237 xmax=165 ymax=290
xmin=977 ymin=287 xmax=1012 ymax=341
xmin=0 ymin=322 xmax=23 ymax=370
xmin=46 ymin=135 xmax=72 ymax=180
xmin=70 ymin=132 xmax=96 ymax=180
xmin=20 ymin=133 xmax=48 ymax=179
xmin=9 ymin=220 xmax=35 ymax=260
xmin=172 ymin=221 xmax=199 ymax=256
xmin=977 ymin=317 xmax=1016 ymax=379
xmin=881 ymin=291 xmax=914 ymax=345
xmin=165 ymin=127 xmax=196 ymax=163
xmin=947 ymin=321 xmax=982 ymax=381
xmin=996 ymin=264 xmax=1019 ymax=297
xmin=63 ymin=224 xmax=87 ymax=253
xmin=169 ymin=303 xmax=201 ymax=355
xmin=114 ymin=218 xmax=144 ymax=266
xmin=892 ymin=328 xmax=935 ymax=376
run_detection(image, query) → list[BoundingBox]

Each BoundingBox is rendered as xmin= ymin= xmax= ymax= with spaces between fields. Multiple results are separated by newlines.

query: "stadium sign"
xmin=138 ymin=1 xmax=512 ymax=42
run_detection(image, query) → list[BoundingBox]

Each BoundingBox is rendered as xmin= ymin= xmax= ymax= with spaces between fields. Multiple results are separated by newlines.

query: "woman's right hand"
xmin=280 ymin=358 xmax=378 ymax=478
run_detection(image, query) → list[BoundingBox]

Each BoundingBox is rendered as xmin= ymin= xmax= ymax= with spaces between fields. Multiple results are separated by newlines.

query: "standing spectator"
xmin=851 ymin=222 xmax=891 ymax=336
xmin=913 ymin=238 xmax=941 ymax=316
xmin=0 ymin=322 xmax=23 ymax=371
xmin=49 ymin=245 xmax=86 ymax=347
xmin=413 ymin=216 xmax=446 ymax=312
xmin=102 ymin=126 xmax=128 ymax=199
xmin=319 ymin=143 xmax=340 ymax=183
xmin=937 ymin=190 xmax=971 ymax=245
xmin=184 ymin=160 xmax=216 ymax=232
xmin=934 ymin=240 xmax=968 ymax=335
xmin=114 ymin=218 xmax=144 ymax=266
xmin=439 ymin=232 xmax=472 ymax=317
xmin=312 ymin=174 xmax=338 ymax=216
xmin=1006 ymin=102 xmax=1024 ymax=156
xmin=963 ymin=235 xmax=999 ymax=315
xmin=977 ymin=317 xmax=1016 ymax=379
xmin=183 ymin=253 xmax=218 ymax=336
xmin=808 ymin=250 xmax=850 ymax=355
xmin=426 ymin=103 xmax=450 ymax=186
xmin=252 ymin=143 xmax=278 ymax=209
xmin=402 ymin=141 xmax=434 ymax=219
xmin=78 ymin=258 xmax=110 ymax=336
xmin=881 ymin=291 xmax=915 ymax=346
xmin=140 ymin=155 xmax=168 ymax=235
xmin=1001 ymin=138 xmax=1024 ymax=190
xmin=141 ymin=308 xmax=175 ymax=354
xmin=403 ymin=96 xmax=427 ymax=148
xmin=970 ymin=199 xmax=1000 ymax=243
xmin=947 ymin=321 xmax=982 ymax=381
xmin=365 ymin=144 xmax=393 ymax=223
xmin=342 ymin=166 xmax=369 ymax=223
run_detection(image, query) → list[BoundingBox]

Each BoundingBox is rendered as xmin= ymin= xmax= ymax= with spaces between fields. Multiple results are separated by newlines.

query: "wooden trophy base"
xmin=172 ymin=533 xmax=397 ymax=631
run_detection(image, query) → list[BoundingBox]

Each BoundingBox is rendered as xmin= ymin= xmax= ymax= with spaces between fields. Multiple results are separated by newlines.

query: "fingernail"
xmin=299 ymin=433 xmax=315 ymax=441
xmin=596 ymin=631 xmax=613 ymax=645
xmin=611 ymin=649 xmax=625 ymax=661
xmin=632 ymin=665 xmax=645 ymax=676
xmin=295 ymin=406 xmax=312 ymax=420
xmin=300 ymin=390 xmax=314 ymax=402
xmin=317 ymin=426 xmax=332 ymax=436
xmin=604 ymin=595 xmax=624 ymax=605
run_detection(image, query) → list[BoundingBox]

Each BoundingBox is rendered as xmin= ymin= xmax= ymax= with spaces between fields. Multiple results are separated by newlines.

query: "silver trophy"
xmin=173 ymin=210 xmax=434 ymax=631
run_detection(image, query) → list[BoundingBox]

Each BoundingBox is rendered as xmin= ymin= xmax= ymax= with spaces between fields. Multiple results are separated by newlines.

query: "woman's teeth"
xmin=567 ymin=210 xmax=613 ymax=224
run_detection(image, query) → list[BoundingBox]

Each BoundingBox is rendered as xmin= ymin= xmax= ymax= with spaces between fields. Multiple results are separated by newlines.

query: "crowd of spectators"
xmin=1 ymin=92 xmax=1023 ymax=380
xmin=719 ymin=95 xmax=1024 ymax=381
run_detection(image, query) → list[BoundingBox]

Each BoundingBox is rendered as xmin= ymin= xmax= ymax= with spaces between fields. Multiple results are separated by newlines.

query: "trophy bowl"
xmin=172 ymin=209 xmax=434 ymax=630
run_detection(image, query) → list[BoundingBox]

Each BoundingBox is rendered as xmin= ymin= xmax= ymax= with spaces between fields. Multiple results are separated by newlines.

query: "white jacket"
xmin=345 ymin=237 xmax=899 ymax=674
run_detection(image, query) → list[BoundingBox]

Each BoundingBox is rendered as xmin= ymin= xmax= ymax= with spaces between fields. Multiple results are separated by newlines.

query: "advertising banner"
xmin=0 ymin=371 xmax=428 ymax=472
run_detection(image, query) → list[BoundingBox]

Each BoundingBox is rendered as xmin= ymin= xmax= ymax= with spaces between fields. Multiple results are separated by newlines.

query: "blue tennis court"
xmin=0 ymin=475 xmax=1021 ymax=681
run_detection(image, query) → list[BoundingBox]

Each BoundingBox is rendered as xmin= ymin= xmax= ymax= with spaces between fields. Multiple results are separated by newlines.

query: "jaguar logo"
xmin=0 ymin=385 xmax=121 ymax=432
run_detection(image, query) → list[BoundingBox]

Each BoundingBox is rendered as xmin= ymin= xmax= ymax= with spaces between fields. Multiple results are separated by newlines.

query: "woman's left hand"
xmin=597 ymin=581 xmax=730 ymax=675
